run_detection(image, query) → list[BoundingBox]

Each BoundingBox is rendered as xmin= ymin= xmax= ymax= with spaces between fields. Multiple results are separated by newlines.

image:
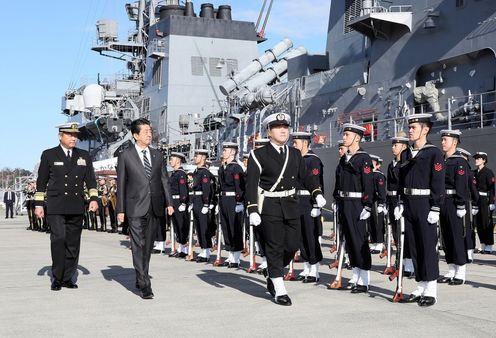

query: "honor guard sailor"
xmin=334 ymin=123 xmax=374 ymax=293
xmin=395 ymin=114 xmax=445 ymax=307
xmin=246 ymin=113 xmax=326 ymax=306
xmin=473 ymin=152 xmax=495 ymax=254
xmin=438 ymin=130 xmax=471 ymax=285
xmin=218 ymin=142 xmax=246 ymax=267
xmin=34 ymin=122 xmax=99 ymax=291
xmin=168 ymin=152 xmax=190 ymax=258
xmin=291 ymin=131 xmax=324 ymax=283
xmin=369 ymin=155 xmax=387 ymax=254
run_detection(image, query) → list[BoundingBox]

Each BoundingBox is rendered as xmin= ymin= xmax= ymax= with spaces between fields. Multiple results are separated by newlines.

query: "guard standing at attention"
xmin=369 ymin=154 xmax=387 ymax=254
xmin=473 ymin=152 xmax=495 ymax=254
xmin=34 ymin=122 xmax=99 ymax=291
xmin=246 ymin=113 xmax=326 ymax=306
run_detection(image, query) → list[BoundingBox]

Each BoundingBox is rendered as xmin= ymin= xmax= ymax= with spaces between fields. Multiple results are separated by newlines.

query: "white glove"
xmin=490 ymin=204 xmax=495 ymax=211
xmin=178 ymin=204 xmax=186 ymax=212
xmin=215 ymin=205 xmax=219 ymax=215
xmin=310 ymin=208 xmax=321 ymax=218
xmin=359 ymin=208 xmax=371 ymax=220
xmin=331 ymin=202 xmax=337 ymax=212
xmin=201 ymin=206 xmax=209 ymax=214
xmin=456 ymin=208 xmax=466 ymax=218
xmin=472 ymin=207 xmax=479 ymax=216
xmin=235 ymin=203 xmax=244 ymax=213
xmin=383 ymin=207 xmax=388 ymax=215
xmin=377 ymin=205 xmax=385 ymax=214
xmin=249 ymin=213 xmax=261 ymax=226
xmin=187 ymin=204 xmax=193 ymax=213
xmin=394 ymin=204 xmax=404 ymax=220
xmin=315 ymin=194 xmax=326 ymax=208
xmin=427 ymin=210 xmax=439 ymax=224
xmin=209 ymin=204 xmax=215 ymax=210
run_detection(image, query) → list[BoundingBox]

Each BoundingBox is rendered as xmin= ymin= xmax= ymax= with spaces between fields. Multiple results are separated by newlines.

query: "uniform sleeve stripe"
xmin=34 ymin=192 xmax=45 ymax=201
xmin=88 ymin=189 xmax=98 ymax=197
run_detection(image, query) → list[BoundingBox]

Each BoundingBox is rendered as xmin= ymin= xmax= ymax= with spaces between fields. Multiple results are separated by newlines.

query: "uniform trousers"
xmin=299 ymin=196 xmax=323 ymax=264
xmin=370 ymin=203 xmax=385 ymax=244
xmin=476 ymin=196 xmax=494 ymax=245
xmin=171 ymin=199 xmax=189 ymax=245
xmin=440 ymin=197 xmax=468 ymax=265
xmin=192 ymin=196 xmax=212 ymax=249
xmin=219 ymin=196 xmax=243 ymax=252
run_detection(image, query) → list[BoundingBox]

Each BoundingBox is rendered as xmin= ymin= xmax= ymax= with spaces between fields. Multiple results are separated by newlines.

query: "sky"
xmin=0 ymin=0 xmax=330 ymax=171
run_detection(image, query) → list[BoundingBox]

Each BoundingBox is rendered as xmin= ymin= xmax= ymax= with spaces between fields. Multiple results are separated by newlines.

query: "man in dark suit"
xmin=4 ymin=187 xmax=15 ymax=218
xmin=116 ymin=118 xmax=173 ymax=299
xmin=34 ymin=122 xmax=99 ymax=291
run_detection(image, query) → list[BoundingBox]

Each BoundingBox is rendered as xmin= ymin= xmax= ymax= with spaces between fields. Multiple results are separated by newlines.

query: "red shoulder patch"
xmin=234 ymin=174 xmax=240 ymax=180
xmin=312 ymin=168 xmax=319 ymax=176
xmin=378 ymin=179 xmax=384 ymax=186
xmin=179 ymin=178 xmax=185 ymax=184
xmin=363 ymin=194 xmax=369 ymax=201
xmin=434 ymin=163 xmax=443 ymax=172
xmin=457 ymin=169 xmax=465 ymax=176
xmin=363 ymin=166 xmax=371 ymax=174
xmin=492 ymin=177 xmax=495 ymax=183
xmin=473 ymin=178 xmax=477 ymax=185
xmin=202 ymin=177 xmax=209 ymax=183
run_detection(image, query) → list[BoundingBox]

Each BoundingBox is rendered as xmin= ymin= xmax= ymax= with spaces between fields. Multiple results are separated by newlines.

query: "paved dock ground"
xmin=1 ymin=215 xmax=495 ymax=337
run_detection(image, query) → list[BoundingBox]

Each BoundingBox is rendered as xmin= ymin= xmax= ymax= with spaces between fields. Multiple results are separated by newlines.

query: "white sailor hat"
xmin=262 ymin=112 xmax=291 ymax=129
xmin=440 ymin=129 xmax=462 ymax=139
xmin=290 ymin=131 xmax=312 ymax=140
xmin=391 ymin=136 xmax=409 ymax=145
xmin=56 ymin=122 xmax=80 ymax=133
xmin=242 ymin=153 xmax=250 ymax=159
xmin=222 ymin=142 xmax=239 ymax=149
xmin=407 ymin=113 xmax=432 ymax=125
xmin=473 ymin=152 xmax=488 ymax=162
xmin=342 ymin=123 xmax=366 ymax=137
xmin=170 ymin=152 xmax=186 ymax=161
xmin=457 ymin=147 xmax=471 ymax=157
xmin=254 ymin=138 xmax=270 ymax=145
xmin=370 ymin=154 xmax=383 ymax=163
xmin=337 ymin=140 xmax=345 ymax=147
xmin=194 ymin=149 xmax=209 ymax=156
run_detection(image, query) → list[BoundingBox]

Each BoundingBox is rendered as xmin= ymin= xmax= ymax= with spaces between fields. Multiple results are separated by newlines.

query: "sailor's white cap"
xmin=407 ymin=113 xmax=432 ymax=124
xmin=290 ymin=131 xmax=312 ymax=140
xmin=222 ymin=142 xmax=239 ymax=149
xmin=170 ymin=152 xmax=186 ymax=161
xmin=194 ymin=149 xmax=209 ymax=156
xmin=370 ymin=154 xmax=383 ymax=163
xmin=440 ymin=129 xmax=462 ymax=139
xmin=254 ymin=138 xmax=270 ymax=145
xmin=391 ymin=136 xmax=409 ymax=145
xmin=342 ymin=123 xmax=366 ymax=137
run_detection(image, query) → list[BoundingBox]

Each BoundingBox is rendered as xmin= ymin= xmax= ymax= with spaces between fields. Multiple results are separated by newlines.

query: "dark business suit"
xmin=116 ymin=145 xmax=172 ymax=290
xmin=4 ymin=191 xmax=15 ymax=218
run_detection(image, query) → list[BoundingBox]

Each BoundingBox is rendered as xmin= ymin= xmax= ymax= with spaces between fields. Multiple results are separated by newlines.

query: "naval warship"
xmin=61 ymin=0 xmax=496 ymax=200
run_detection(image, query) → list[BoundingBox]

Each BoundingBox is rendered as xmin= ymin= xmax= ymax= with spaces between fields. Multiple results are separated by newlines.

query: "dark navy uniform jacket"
xmin=387 ymin=160 xmax=400 ymax=194
xmin=35 ymin=146 xmax=98 ymax=214
xmin=444 ymin=152 xmax=470 ymax=207
xmin=468 ymin=168 xmax=479 ymax=205
xmin=474 ymin=166 xmax=495 ymax=202
xmin=299 ymin=151 xmax=324 ymax=206
xmin=373 ymin=170 xmax=387 ymax=207
xmin=398 ymin=143 xmax=445 ymax=211
xmin=192 ymin=167 xmax=213 ymax=206
xmin=334 ymin=149 xmax=374 ymax=208
xmin=169 ymin=168 xmax=189 ymax=204
xmin=218 ymin=161 xmax=245 ymax=203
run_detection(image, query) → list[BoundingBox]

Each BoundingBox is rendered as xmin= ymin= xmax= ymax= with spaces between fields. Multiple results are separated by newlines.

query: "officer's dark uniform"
xmin=35 ymin=124 xmax=98 ymax=286
xmin=460 ymin=149 xmax=479 ymax=255
xmin=398 ymin=115 xmax=445 ymax=303
xmin=439 ymin=136 xmax=471 ymax=282
xmin=218 ymin=144 xmax=245 ymax=263
xmin=473 ymin=153 xmax=495 ymax=251
xmin=191 ymin=155 xmax=214 ymax=255
xmin=97 ymin=183 xmax=107 ymax=231
xmin=24 ymin=184 xmax=37 ymax=230
xmin=370 ymin=155 xmax=386 ymax=253
xmin=168 ymin=155 xmax=189 ymax=252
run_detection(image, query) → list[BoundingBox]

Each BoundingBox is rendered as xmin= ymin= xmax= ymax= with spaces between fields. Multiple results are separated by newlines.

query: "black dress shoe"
xmin=51 ymin=280 xmax=62 ymax=291
xmin=258 ymin=267 xmax=268 ymax=278
xmin=418 ymin=296 xmax=436 ymax=307
xmin=403 ymin=271 xmax=414 ymax=278
xmin=141 ymin=288 xmax=154 ymax=299
xmin=274 ymin=294 xmax=292 ymax=306
xmin=350 ymin=285 xmax=368 ymax=294
xmin=196 ymin=257 xmax=208 ymax=263
xmin=266 ymin=278 xmax=276 ymax=297
xmin=296 ymin=275 xmax=306 ymax=281
xmin=62 ymin=281 xmax=78 ymax=289
xmin=448 ymin=278 xmax=464 ymax=285
xmin=168 ymin=252 xmax=179 ymax=258
xmin=401 ymin=294 xmax=421 ymax=303
xmin=227 ymin=263 xmax=239 ymax=268
xmin=302 ymin=276 xmax=319 ymax=283
xmin=370 ymin=249 xmax=381 ymax=254
xmin=437 ymin=276 xmax=452 ymax=283
xmin=152 ymin=249 xmax=162 ymax=254
xmin=343 ymin=282 xmax=356 ymax=290
xmin=177 ymin=252 xmax=187 ymax=258
xmin=221 ymin=261 xmax=230 ymax=267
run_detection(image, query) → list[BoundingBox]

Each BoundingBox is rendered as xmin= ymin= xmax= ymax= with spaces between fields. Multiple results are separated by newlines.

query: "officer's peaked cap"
xmin=57 ymin=122 xmax=80 ymax=133
xmin=263 ymin=113 xmax=290 ymax=129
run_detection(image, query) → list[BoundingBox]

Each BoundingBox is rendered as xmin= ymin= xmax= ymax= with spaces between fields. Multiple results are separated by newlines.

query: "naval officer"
xmin=245 ymin=112 xmax=326 ymax=306
xmin=34 ymin=122 xmax=99 ymax=291
xmin=473 ymin=152 xmax=495 ymax=254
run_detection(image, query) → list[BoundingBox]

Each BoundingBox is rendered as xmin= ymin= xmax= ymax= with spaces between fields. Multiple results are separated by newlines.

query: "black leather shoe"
xmin=418 ymin=296 xmax=436 ymax=307
xmin=350 ymin=285 xmax=368 ymax=294
xmin=302 ymin=276 xmax=319 ymax=283
xmin=343 ymin=282 xmax=356 ymax=290
xmin=221 ymin=261 xmax=230 ymax=267
xmin=274 ymin=294 xmax=292 ymax=306
xmin=168 ymin=252 xmax=179 ymax=258
xmin=62 ymin=281 xmax=78 ymax=289
xmin=227 ymin=263 xmax=239 ymax=268
xmin=177 ymin=252 xmax=187 ymax=258
xmin=141 ymin=288 xmax=154 ymax=299
xmin=196 ymin=257 xmax=208 ymax=263
xmin=437 ymin=276 xmax=452 ymax=283
xmin=370 ymin=249 xmax=381 ymax=254
xmin=403 ymin=271 xmax=414 ymax=278
xmin=152 ymin=249 xmax=162 ymax=254
xmin=266 ymin=278 xmax=275 ymax=297
xmin=448 ymin=278 xmax=464 ymax=285
xmin=483 ymin=250 xmax=492 ymax=255
xmin=296 ymin=275 xmax=306 ymax=281
xmin=258 ymin=267 xmax=268 ymax=278
xmin=51 ymin=280 xmax=62 ymax=291
xmin=401 ymin=294 xmax=421 ymax=303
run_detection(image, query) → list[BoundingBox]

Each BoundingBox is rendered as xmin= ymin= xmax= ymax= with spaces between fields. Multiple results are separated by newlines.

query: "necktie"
xmin=67 ymin=150 xmax=71 ymax=159
xmin=279 ymin=147 xmax=284 ymax=159
xmin=142 ymin=150 xmax=152 ymax=178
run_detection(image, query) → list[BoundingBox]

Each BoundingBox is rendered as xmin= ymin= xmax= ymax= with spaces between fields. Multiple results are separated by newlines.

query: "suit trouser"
xmin=339 ymin=199 xmax=371 ymax=270
xmin=172 ymin=200 xmax=189 ymax=245
xmin=97 ymin=199 xmax=106 ymax=230
xmin=370 ymin=204 xmax=385 ymax=244
xmin=219 ymin=196 xmax=244 ymax=252
xmin=128 ymin=208 xmax=159 ymax=290
xmin=476 ymin=196 xmax=494 ymax=245
xmin=261 ymin=214 xmax=300 ymax=278
xmin=299 ymin=197 xmax=323 ymax=265
xmin=193 ymin=197 xmax=212 ymax=249
xmin=107 ymin=203 xmax=116 ymax=229
xmin=403 ymin=197 xmax=439 ymax=282
xmin=5 ymin=202 xmax=14 ymax=218
xmin=440 ymin=197 xmax=468 ymax=265
xmin=47 ymin=214 xmax=83 ymax=282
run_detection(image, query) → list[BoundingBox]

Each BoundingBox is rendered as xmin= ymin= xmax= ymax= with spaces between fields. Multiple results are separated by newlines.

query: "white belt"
xmin=445 ymin=189 xmax=456 ymax=195
xmin=189 ymin=191 xmax=203 ymax=196
xmin=172 ymin=195 xmax=181 ymax=199
xmin=403 ymin=188 xmax=430 ymax=196
xmin=387 ymin=191 xmax=397 ymax=196
xmin=297 ymin=190 xmax=311 ymax=196
xmin=262 ymin=188 xmax=296 ymax=198
xmin=338 ymin=190 xmax=363 ymax=198
xmin=220 ymin=191 xmax=236 ymax=196
xmin=479 ymin=191 xmax=488 ymax=196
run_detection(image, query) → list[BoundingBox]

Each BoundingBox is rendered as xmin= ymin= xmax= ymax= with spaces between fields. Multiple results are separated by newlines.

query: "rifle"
xmin=328 ymin=237 xmax=346 ymax=289
xmin=382 ymin=213 xmax=394 ymax=274
xmin=246 ymin=224 xmax=257 ymax=273
xmin=329 ymin=205 xmax=339 ymax=254
xmin=284 ymin=257 xmax=296 ymax=281
xmin=185 ymin=208 xmax=195 ymax=261
xmin=390 ymin=212 xmax=405 ymax=302
xmin=213 ymin=212 xmax=224 ymax=266
xmin=168 ymin=217 xmax=177 ymax=257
